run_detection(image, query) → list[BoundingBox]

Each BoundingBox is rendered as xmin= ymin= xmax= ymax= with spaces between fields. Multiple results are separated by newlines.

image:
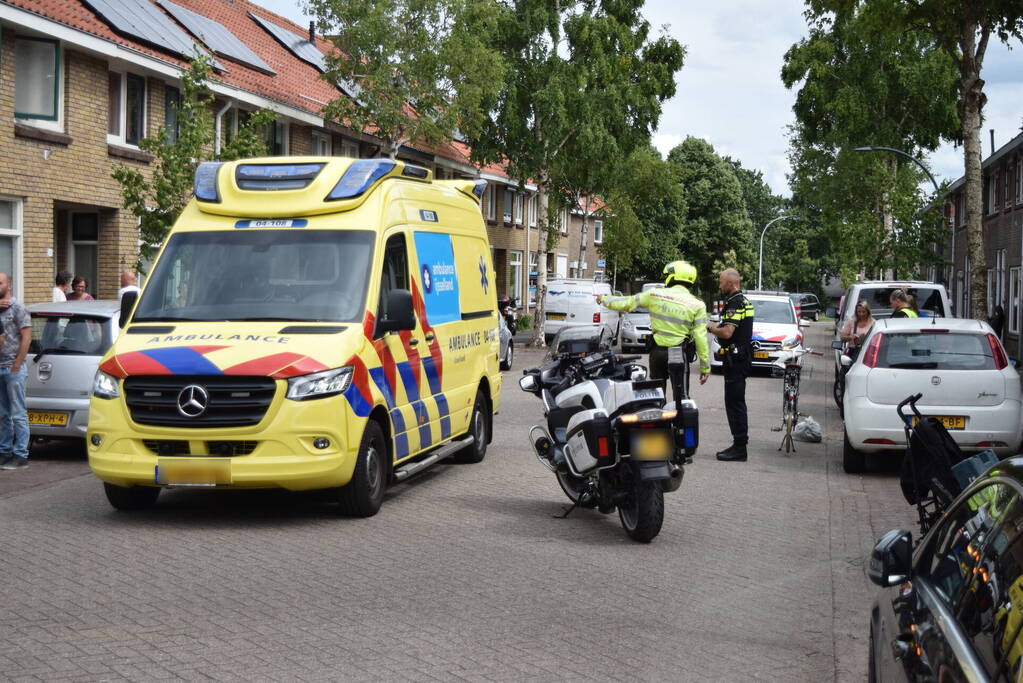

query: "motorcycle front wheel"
xmin=618 ymin=480 xmax=664 ymax=543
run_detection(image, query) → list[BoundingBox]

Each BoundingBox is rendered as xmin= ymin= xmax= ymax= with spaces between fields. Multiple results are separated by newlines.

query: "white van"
xmin=543 ymin=279 xmax=620 ymax=344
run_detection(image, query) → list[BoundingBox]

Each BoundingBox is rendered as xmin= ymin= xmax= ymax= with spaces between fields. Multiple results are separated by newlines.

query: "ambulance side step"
xmin=393 ymin=435 xmax=474 ymax=482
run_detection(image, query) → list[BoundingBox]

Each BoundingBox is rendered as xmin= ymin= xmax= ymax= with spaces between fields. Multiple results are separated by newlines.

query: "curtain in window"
xmin=15 ymin=40 xmax=57 ymax=118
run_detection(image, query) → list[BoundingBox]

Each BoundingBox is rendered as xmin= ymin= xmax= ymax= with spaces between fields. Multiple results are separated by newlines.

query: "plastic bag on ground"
xmin=793 ymin=416 xmax=822 ymax=442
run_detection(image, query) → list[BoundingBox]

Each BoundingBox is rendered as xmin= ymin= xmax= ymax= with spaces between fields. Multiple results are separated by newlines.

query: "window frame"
xmin=484 ymin=184 xmax=496 ymax=221
xmin=1017 ymin=158 xmax=1023 ymax=205
xmin=508 ymin=250 xmax=523 ymax=302
xmin=0 ymin=197 xmax=24 ymax=302
xmin=503 ymin=187 xmax=513 ymax=224
xmin=339 ymin=139 xmax=360 ymax=159
xmin=311 ymin=130 xmax=332 ymax=156
xmin=14 ymin=36 xmax=62 ymax=128
xmin=265 ymin=120 xmax=290 ymax=156
xmin=106 ymin=70 xmax=148 ymax=148
xmin=514 ymin=192 xmax=524 ymax=225
xmin=164 ymin=84 xmax=181 ymax=144
xmin=1006 ymin=164 xmax=1012 ymax=209
xmin=988 ymin=172 xmax=998 ymax=215
xmin=593 ymin=219 xmax=604 ymax=244
xmin=1009 ymin=266 xmax=1020 ymax=335
xmin=560 ymin=209 xmax=568 ymax=235
xmin=528 ymin=194 xmax=537 ymax=227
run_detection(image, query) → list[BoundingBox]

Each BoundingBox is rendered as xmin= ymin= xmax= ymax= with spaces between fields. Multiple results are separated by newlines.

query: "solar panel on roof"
xmin=81 ymin=0 xmax=202 ymax=60
xmin=248 ymin=13 xmax=362 ymax=102
xmin=158 ymin=0 xmax=275 ymax=75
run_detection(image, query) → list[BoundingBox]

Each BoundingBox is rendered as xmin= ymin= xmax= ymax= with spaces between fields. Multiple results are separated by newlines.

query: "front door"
xmin=69 ymin=213 xmax=98 ymax=297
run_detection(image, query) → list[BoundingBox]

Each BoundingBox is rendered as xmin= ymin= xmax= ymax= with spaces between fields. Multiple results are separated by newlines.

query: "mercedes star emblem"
xmin=177 ymin=384 xmax=209 ymax=418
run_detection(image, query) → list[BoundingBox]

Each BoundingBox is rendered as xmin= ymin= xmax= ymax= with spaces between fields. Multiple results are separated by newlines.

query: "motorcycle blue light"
xmin=325 ymin=159 xmax=395 ymax=201
xmin=194 ymin=162 xmax=224 ymax=202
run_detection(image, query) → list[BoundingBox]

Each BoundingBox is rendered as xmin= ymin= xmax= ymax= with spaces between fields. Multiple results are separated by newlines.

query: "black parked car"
xmin=869 ymin=457 xmax=1023 ymax=681
xmin=789 ymin=292 xmax=821 ymax=321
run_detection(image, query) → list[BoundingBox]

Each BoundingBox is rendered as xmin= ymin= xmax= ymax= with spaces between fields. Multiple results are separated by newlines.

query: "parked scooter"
xmin=519 ymin=326 xmax=699 ymax=542
xmin=497 ymin=296 xmax=517 ymax=332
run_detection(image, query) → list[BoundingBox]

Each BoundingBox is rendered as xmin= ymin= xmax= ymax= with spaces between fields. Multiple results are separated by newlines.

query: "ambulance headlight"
xmin=325 ymin=159 xmax=395 ymax=201
xmin=194 ymin=162 xmax=224 ymax=202
xmin=286 ymin=366 xmax=354 ymax=400
xmin=92 ymin=370 xmax=120 ymax=399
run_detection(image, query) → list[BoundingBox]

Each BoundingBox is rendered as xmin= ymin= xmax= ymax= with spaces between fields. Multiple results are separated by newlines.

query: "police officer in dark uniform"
xmin=708 ymin=268 xmax=754 ymax=462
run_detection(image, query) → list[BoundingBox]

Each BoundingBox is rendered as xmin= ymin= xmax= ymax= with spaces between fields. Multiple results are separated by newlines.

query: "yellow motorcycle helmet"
xmin=663 ymin=260 xmax=697 ymax=287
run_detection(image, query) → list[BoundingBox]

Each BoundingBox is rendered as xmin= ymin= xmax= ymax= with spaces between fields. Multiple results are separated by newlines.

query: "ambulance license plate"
xmin=631 ymin=429 xmax=672 ymax=461
xmin=156 ymin=459 xmax=231 ymax=487
xmin=753 ymin=351 xmax=770 ymax=359
xmin=912 ymin=415 xmax=966 ymax=430
xmin=547 ymin=313 xmax=566 ymax=321
xmin=28 ymin=411 xmax=69 ymax=426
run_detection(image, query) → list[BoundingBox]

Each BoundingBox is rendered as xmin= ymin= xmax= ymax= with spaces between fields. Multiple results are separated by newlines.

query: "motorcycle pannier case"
xmin=564 ymin=409 xmax=615 ymax=475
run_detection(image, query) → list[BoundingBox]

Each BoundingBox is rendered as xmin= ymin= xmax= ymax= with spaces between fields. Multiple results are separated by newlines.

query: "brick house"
xmin=0 ymin=0 xmax=596 ymax=308
xmin=944 ymin=130 xmax=1023 ymax=359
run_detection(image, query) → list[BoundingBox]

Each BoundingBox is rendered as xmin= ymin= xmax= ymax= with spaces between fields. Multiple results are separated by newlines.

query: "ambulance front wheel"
xmin=454 ymin=390 xmax=489 ymax=464
xmin=338 ymin=420 xmax=388 ymax=517
xmin=104 ymin=482 xmax=160 ymax=511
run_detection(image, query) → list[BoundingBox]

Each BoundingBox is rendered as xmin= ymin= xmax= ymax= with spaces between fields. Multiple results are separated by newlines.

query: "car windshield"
xmin=849 ymin=287 xmax=946 ymax=320
xmin=753 ymin=300 xmax=795 ymax=324
xmin=133 ymin=229 xmax=375 ymax=323
xmin=876 ymin=332 xmax=998 ymax=370
xmin=29 ymin=313 xmax=112 ymax=356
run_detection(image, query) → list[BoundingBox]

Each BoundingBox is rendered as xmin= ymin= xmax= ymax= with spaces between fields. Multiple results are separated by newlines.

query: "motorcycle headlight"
xmin=286 ymin=366 xmax=354 ymax=400
xmin=92 ymin=370 xmax=120 ymax=399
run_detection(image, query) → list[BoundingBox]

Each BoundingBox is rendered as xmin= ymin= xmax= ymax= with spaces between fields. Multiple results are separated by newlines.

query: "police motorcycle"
xmin=519 ymin=326 xmax=699 ymax=542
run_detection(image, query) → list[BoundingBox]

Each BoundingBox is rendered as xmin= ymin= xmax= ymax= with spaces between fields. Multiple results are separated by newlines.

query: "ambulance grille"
xmin=124 ymin=376 xmax=276 ymax=428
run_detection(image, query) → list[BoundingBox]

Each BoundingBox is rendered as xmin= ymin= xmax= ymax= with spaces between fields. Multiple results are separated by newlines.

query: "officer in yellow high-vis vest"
xmin=598 ymin=260 xmax=711 ymax=387
xmin=890 ymin=289 xmax=919 ymax=318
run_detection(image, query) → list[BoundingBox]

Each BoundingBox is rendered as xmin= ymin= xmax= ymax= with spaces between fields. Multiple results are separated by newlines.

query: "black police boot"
xmin=716 ymin=442 xmax=748 ymax=462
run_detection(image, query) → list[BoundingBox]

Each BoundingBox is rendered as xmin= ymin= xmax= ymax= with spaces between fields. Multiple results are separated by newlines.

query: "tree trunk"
xmin=960 ymin=22 xmax=988 ymax=322
xmin=531 ymin=167 xmax=551 ymax=348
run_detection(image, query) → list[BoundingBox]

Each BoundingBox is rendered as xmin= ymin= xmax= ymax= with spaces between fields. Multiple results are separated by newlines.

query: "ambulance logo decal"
xmin=479 ymin=256 xmax=489 ymax=295
xmin=421 ymin=264 xmax=433 ymax=294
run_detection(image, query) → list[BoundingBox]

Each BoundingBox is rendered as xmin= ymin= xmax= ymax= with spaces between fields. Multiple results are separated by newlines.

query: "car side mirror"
xmin=869 ymin=529 xmax=913 ymax=587
xmin=376 ymin=289 xmax=416 ymax=335
xmin=831 ymin=340 xmax=844 ymax=351
xmin=119 ymin=290 xmax=139 ymax=328
xmin=840 ymin=355 xmax=852 ymax=367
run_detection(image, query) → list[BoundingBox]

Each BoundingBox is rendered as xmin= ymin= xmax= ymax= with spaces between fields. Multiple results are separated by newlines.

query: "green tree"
xmin=112 ymin=56 xmax=273 ymax=266
xmin=468 ymin=0 xmax=684 ymax=346
xmin=666 ymin=137 xmax=754 ymax=297
xmin=782 ymin=2 xmax=958 ymax=291
xmin=308 ymin=0 xmax=506 ymax=157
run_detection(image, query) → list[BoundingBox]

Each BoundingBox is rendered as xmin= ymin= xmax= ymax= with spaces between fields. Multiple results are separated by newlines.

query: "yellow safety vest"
xmin=602 ymin=285 xmax=711 ymax=373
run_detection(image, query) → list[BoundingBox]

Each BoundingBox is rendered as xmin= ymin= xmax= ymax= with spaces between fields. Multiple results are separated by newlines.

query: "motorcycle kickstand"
xmin=554 ymin=501 xmax=579 ymax=519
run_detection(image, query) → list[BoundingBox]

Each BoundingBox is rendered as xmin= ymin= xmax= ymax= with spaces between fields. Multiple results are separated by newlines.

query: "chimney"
xmin=309 ymin=21 xmax=315 ymax=42
xmin=990 ymin=129 xmax=995 ymax=156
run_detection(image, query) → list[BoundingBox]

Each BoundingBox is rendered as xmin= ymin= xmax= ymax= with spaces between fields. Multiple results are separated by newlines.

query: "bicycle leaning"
xmin=771 ymin=346 xmax=821 ymax=453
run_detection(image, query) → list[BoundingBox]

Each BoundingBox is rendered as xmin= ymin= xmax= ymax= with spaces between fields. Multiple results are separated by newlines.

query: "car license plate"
xmin=912 ymin=415 xmax=967 ymax=430
xmin=28 ymin=411 xmax=69 ymax=426
xmin=753 ymin=351 xmax=770 ymax=359
xmin=156 ymin=458 xmax=231 ymax=487
xmin=547 ymin=313 xmax=566 ymax=321
xmin=631 ymin=429 xmax=672 ymax=461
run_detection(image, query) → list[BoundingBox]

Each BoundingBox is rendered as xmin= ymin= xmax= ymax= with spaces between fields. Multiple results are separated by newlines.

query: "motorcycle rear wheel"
xmin=618 ymin=481 xmax=664 ymax=543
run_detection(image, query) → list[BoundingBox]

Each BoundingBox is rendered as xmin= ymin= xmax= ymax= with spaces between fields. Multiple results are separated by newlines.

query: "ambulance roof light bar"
xmin=194 ymin=162 xmax=224 ymax=203
xmin=325 ymin=159 xmax=396 ymax=201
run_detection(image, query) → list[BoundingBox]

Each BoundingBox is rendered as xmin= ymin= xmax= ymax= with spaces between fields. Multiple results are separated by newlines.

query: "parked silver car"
xmin=26 ymin=300 xmax=121 ymax=440
xmin=620 ymin=307 xmax=652 ymax=351
xmin=498 ymin=312 xmax=514 ymax=370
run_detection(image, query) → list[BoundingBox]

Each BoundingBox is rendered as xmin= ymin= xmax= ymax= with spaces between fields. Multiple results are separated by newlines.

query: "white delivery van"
xmin=543 ymin=279 xmax=620 ymax=344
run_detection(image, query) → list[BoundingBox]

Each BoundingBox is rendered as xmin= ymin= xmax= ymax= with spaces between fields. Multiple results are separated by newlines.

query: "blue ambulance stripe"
xmin=368 ymin=367 xmax=397 ymax=408
xmin=419 ymin=421 xmax=432 ymax=450
xmin=396 ymin=361 xmax=420 ymax=403
xmin=421 ymin=355 xmax=442 ymax=395
xmin=342 ymin=384 xmax=372 ymax=418
xmin=140 ymin=347 xmax=223 ymax=375
xmin=435 ymin=394 xmax=451 ymax=439
xmin=395 ymin=433 xmax=410 ymax=460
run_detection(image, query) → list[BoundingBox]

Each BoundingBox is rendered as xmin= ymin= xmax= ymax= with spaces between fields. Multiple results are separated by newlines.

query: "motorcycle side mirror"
xmin=831 ymin=340 xmax=844 ymax=350
xmin=868 ymin=529 xmax=913 ymax=587
xmin=519 ymin=374 xmax=538 ymax=393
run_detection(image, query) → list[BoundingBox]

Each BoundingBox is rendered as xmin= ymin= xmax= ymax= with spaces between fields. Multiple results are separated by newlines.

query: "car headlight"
xmin=92 ymin=370 xmax=120 ymax=399
xmin=286 ymin=366 xmax=354 ymax=400
xmin=781 ymin=335 xmax=800 ymax=349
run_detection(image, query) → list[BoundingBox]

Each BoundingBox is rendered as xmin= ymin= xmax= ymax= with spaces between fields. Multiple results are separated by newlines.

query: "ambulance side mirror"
xmin=377 ymin=289 xmax=416 ymax=335
xmin=119 ymin=291 xmax=138 ymax=328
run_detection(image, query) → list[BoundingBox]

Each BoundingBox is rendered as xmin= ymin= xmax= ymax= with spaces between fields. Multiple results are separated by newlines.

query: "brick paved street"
xmin=0 ymin=323 xmax=916 ymax=681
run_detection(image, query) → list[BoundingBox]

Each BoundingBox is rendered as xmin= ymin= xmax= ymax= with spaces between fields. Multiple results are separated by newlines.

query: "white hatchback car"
xmin=841 ymin=317 xmax=1023 ymax=473
xmin=708 ymin=292 xmax=803 ymax=370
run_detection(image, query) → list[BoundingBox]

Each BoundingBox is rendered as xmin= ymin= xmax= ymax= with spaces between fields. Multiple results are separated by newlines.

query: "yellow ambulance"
xmin=88 ymin=157 xmax=502 ymax=516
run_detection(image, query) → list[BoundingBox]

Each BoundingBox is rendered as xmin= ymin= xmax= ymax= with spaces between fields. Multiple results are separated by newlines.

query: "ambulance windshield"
xmin=133 ymin=229 xmax=375 ymax=323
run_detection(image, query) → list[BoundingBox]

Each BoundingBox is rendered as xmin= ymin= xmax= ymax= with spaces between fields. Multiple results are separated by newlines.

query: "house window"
xmin=483 ymin=184 xmax=495 ymax=221
xmin=593 ymin=219 xmax=604 ymax=244
xmin=107 ymin=72 xmax=147 ymax=146
xmin=15 ymin=37 xmax=60 ymax=122
xmin=0 ymin=199 xmax=23 ymax=301
xmin=560 ymin=209 xmax=568 ymax=235
xmin=164 ymin=85 xmax=181 ymax=144
xmin=265 ymin=121 xmax=289 ymax=155
xmin=1017 ymin=158 xmax=1023 ymax=204
xmin=514 ymin=193 xmax=524 ymax=225
xmin=989 ymin=173 xmax=998 ymax=214
xmin=340 ymin=139 xmax=360 ymax=158
xmin=528 ymin=251 xmax=538 ymax=304
xmin=503 ymin=188 xmax=513 ymax=223
xmin=311 ymin=130 xmax=331 ymax=156
xmin=1006 ymin=165 xmax=1012 ymax=208
xmin=1010 ymin=267 xmax=1021 ymax=335
xmin=528 ymin=195 xmax=537 ymax=227
xmin=508 ymin=251 xmax=523 ymax=303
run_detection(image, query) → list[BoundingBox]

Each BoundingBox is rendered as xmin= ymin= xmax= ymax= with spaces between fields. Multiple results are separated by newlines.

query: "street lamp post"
xmin=758 ymin=214 xmax=790 ymax=291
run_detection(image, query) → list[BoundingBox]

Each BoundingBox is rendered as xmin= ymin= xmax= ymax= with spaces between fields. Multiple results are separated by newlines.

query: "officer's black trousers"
xmin=723 ymin=356 xmax=751 ymax=445
xmin=649 ymin=345 xmax=668 ymax=383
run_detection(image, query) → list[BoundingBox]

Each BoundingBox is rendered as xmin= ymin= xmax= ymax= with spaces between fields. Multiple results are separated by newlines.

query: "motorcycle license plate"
xmin=912 ymin=415 xmax=966 ymax=430
xmin=631 ymin=429 xmax=672 ymax=461
xmin=753 ymin=351 xmax=770 ymax=359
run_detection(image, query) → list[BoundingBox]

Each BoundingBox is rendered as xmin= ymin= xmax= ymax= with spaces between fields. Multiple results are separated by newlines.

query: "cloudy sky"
xmin=255 ymin=0 xmax=1023 ymax=197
